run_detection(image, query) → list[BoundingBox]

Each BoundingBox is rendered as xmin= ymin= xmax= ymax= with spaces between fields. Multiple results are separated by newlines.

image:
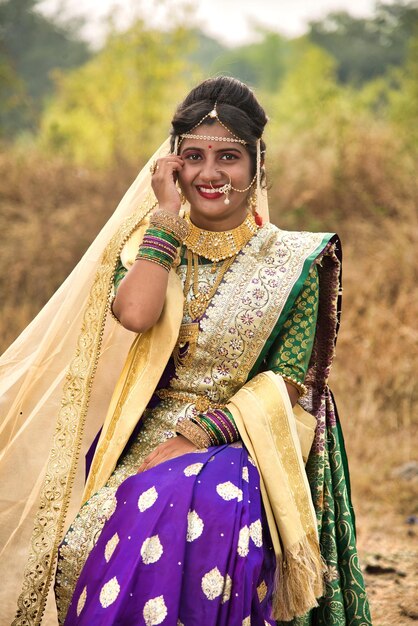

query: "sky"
xmin=38 ymin=0 xmax=381 ymax=47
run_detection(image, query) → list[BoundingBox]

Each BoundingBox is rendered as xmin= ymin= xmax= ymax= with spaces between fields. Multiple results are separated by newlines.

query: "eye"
xmin=220 ymin=153 xmax=239 ymax=161
xmin=183 ymin=152 xmax=202 ymax=161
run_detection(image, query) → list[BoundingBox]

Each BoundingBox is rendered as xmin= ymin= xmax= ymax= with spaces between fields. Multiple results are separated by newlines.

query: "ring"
xmin=150 ymin=161 xmax=159 ymax=175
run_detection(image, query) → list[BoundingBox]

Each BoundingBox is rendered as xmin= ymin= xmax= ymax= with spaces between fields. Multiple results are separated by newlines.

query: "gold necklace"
xmin=183 ymin=212 xmax=258 ymax=262
xmin=184 ymin=249 xmax=236 ymax=320
xmin=173 ymin=249 xmax=236 ymax=369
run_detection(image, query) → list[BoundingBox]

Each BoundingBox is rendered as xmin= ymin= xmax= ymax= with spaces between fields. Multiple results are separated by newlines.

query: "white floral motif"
xmin=141 ymin=535 xmax=163 ymax=564
xmin=201 ymin=567 xmax=224 ymax=600
xmin=104 ymin=532 xmax=119 ymax=562
xmin=187 ymin=510 xmax=204 ymax=542
xmin=76 ymin=586 xmax=87 ymax=616
xmin=242 ymin=616 xmax=251 ymax=625
xmin=247 ymin=456 xmax=256 ymax=466
xmin=100 ymin=494 xmax=117 ymax=522
xmin=222 ymin=574 xmax=232 ymax=604
xmin=143 ymin=595 xmax=168 ymax=625
xmin=138 ymin=486 xmax=158 ymax=512
xmin=184 ymin=463 xmax=204 ymax=476
xmin=250 ymin=519 xmax=263 ymax=547
xmin=99 ymin=576 xmax=120 ymax=608
xmin=216 ymin=481 xmax=243 ymax=502
xmin=242 ymin=466 xmax=249 ymax=482
xmin=237 ymin=525 xmax=250 ymax=557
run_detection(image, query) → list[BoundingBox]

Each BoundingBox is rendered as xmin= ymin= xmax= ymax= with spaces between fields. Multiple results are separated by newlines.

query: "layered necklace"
xmin=173 ymin=213 xmax=259 ymax=369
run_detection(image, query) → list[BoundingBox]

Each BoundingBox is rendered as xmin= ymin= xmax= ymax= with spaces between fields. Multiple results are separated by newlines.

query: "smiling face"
xmin=178 ymin=122 xmax=253 ymax=231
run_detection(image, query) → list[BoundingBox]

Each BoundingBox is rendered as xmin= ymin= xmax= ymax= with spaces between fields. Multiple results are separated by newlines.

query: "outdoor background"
xmin=1 ymin=1 xmax=417 ymax=623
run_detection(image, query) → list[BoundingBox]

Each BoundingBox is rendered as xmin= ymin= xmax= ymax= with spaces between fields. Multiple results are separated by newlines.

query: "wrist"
xmin=150 ymin=209 xmax=190 ymax=243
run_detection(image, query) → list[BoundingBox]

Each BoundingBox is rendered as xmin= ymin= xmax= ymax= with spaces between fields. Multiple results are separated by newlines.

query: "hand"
xmin=137 ymin=435 xmax=198 ymax=473
xmin=150 ymin=155 xmax=184 ymax=213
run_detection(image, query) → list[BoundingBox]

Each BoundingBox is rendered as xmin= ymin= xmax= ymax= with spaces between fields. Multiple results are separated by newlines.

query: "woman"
xmin=1 ymin=77 xmax=371 ymax=625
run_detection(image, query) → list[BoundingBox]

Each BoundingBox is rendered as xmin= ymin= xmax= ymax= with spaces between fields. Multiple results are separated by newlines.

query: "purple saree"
xmin=64 ymin=444 xmax=276 ymax=625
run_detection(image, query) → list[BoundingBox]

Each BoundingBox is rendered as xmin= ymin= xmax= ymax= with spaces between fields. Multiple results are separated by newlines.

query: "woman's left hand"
xmin=137 ymin=435 xmax=198 ymax=473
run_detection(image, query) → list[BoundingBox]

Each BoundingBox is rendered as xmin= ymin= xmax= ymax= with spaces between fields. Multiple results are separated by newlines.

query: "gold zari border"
xmin=13 ymin=195 xmax=157 ymax=626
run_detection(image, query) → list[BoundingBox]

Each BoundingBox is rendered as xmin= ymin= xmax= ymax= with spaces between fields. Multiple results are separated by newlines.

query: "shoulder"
xmin=254 ymin=223 xmax=337 ymax=259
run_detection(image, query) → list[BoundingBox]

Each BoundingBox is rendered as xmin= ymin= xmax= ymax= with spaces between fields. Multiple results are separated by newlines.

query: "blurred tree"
xmin=39 ymin=20 xmax=197 ymax=167
xmin=188 ymin=29 xmax=227 ymax=72
xmin=388 ymin=32 xmax=418 ymax=148
xmin=0 ymin=0 xmax=90 ymax=137
xmin=211 ymin=29 xmax=290 ymax=91
xmin=308 ymin=1 xmax=418 ymax=84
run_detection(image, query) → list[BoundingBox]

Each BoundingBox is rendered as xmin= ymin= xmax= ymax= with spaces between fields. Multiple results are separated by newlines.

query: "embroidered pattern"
xmin=99 ymin=576 xmax=120 ymax=608
xmin=141 ymin=535 xmax=163 ymax=565
xmin=143 ymin=595 xmax=168 ymax=625
xmin=104 ymin=533 xmax=120 ymax=562
xmin=257 ymin=580 xmax=268 ymax=602
xmin=76 ymin=586 xmax=87 ymax=616
xmin=138 ymin=486 xmax=158 ymax=512
xmin=201 ymin=567 xmax=224 ymax=600
xmin=237 ymin=526 xmax=250 ymax=557
xmin=222 ymin=574 xmax=232 ymax=604
xmin=216 ymin=481 xmax=243 ymax=502
xmin=249 ymin=519 xmax=263 ymax=548
xmin=186 ymin=510 xmax=204 ymax=542
xmin=183 ymin=463 xmax=204 ymax=476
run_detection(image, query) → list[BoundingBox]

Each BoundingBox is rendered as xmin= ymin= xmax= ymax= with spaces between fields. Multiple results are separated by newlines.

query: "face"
xmin=178 ymin=122 xmax=253 ymax=231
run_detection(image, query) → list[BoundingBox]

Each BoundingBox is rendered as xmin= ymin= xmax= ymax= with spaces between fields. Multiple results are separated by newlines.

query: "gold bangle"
xmin=150 ymin=209 xmax=190 ymax=242
xmin=176 ymin=419 xmax=212 ymax=448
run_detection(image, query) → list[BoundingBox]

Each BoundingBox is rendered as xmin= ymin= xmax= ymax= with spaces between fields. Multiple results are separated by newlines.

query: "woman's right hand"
xmin=150 ymin=155 xmax=184 ymax=214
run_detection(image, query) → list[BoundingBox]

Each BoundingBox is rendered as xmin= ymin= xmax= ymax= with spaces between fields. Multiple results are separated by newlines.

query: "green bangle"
xmin=146 ymin=227 xmax=180 ymax=248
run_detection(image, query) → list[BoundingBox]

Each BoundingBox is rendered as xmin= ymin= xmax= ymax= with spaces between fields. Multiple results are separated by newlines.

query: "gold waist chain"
xmin=155 ymin=389 xmax=224 ymax=413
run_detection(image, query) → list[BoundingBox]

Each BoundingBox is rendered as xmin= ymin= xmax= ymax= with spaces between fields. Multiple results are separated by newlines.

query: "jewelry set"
xmin=139 ymin=103 xmax=265 ymax=447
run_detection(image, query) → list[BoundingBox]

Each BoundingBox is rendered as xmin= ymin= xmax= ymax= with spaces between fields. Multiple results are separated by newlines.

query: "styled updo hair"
xmin=170 ymin=76 xmax=268 ymax=179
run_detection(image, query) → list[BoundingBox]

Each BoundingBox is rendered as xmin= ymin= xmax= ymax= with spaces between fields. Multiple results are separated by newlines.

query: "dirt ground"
xmin=355 ymin=492 xmax=418 ymax=625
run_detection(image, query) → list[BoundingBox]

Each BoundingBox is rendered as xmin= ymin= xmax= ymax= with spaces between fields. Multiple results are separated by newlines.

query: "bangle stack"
xmin=136 ymin=226 xmax=179 ymax=271
xmin=135 ymin=210 xmax=190 ymax=272
xmin=177 ymin=408 xmax=239 ymax=448
xmin=176 ymin=418 xmax=212 ymax=448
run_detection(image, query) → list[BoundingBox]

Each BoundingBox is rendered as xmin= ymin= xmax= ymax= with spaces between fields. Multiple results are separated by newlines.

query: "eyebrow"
xmin=181 ymin=146 xmax=243 ymax=154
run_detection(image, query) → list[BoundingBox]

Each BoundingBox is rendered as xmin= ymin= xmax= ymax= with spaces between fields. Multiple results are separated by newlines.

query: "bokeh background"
xmin=1 ymin=1 xmax=417 ymax=622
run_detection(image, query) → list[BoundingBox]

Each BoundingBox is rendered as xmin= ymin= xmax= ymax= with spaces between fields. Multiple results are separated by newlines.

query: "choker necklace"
xmin=183 ymin=213 xmax=258 ymax=262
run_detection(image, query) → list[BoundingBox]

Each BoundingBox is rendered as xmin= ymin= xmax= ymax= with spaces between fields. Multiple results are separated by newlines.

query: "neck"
xmin=188 ymin=208 xmax=248 ymax=232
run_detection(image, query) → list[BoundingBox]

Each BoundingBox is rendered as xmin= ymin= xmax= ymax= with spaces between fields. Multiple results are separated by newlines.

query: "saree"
xmin=0 ymin=139 xmax=371 ymax=624
xmin=54 ymin=222 xmax=370 ymax=625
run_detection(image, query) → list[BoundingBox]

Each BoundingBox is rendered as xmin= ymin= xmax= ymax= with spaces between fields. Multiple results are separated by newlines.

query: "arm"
xmin=112 ymin=154 xmax=185 ymax=333
xmin=266 ymin=264 xmax=319 ymax=404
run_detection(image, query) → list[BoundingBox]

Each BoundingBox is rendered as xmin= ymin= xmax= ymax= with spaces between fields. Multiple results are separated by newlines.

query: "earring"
xmin=247 ymin=185 xmax=263 ymax=226
xmin=247 ymin=185 xmax=257 ymax=213
xmin=180 ymin=191 xmax=187 ymax=205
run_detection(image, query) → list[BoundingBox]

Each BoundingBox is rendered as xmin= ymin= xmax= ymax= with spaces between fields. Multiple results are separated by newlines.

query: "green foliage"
xmin=0 ymin=0 xmax=91 ymax=137
xmin=210 ymin=29 xmax=290 ymax=91
xmin=39 ymin=22 xmax=198 ymax=167
xmin=387 ymin=32 xmax=418 ymax=148
xmin=266 ymin=42 xmax=343 ymax=134
xmin=308 ymin=1 xmax=418 ymax=84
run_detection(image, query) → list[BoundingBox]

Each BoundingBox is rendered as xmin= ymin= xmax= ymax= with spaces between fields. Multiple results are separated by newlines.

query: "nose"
xmin=198 ymin=159 xmax=224 ymax=184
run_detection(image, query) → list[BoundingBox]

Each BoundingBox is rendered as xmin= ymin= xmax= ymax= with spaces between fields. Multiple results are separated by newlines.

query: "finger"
xmin=137 ymin=449 xmax=160 ymax=473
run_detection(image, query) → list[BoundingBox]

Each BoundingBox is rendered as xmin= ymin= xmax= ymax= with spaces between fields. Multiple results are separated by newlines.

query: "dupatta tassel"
xmin=272 ymin=531 xmax=326 ymax=621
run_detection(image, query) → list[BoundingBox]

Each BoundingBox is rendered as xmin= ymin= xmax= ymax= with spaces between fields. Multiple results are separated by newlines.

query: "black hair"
xmin=170 ymin=77 xmax=268 ymax=179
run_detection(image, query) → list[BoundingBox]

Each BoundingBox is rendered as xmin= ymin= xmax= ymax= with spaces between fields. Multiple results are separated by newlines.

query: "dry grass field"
xmin=1 ymin=132 xmax=417 ymax=623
